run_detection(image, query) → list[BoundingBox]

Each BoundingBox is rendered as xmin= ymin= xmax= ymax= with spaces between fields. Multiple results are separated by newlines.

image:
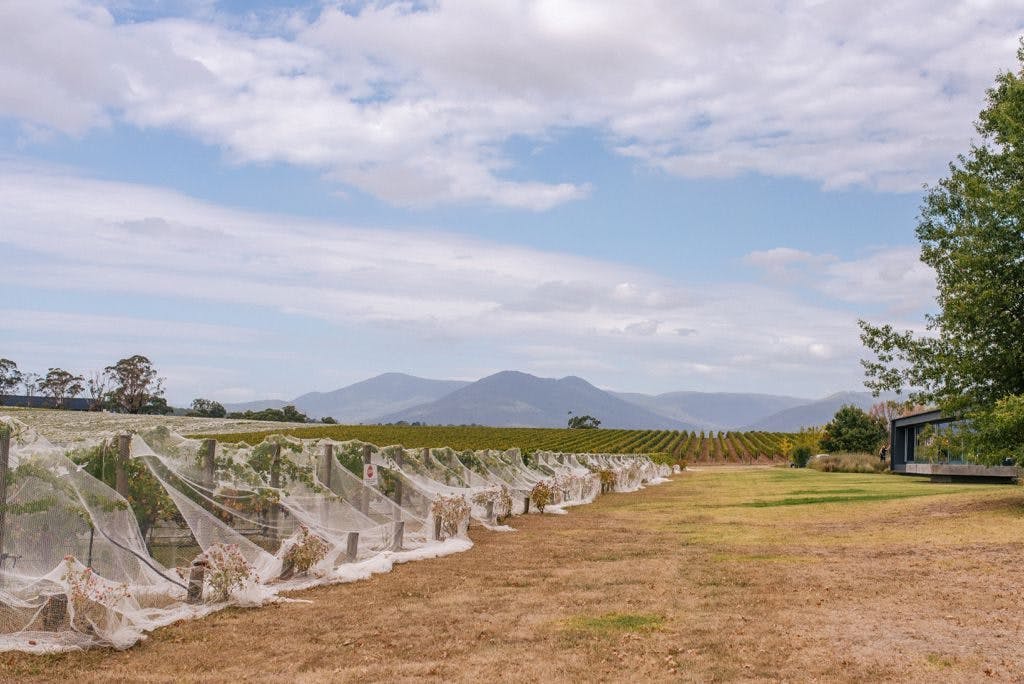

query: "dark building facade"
xmin=890 ymin=408 xmax=1018 ymax=482
xmin=0 ymin=395 xmax=92 ymax=411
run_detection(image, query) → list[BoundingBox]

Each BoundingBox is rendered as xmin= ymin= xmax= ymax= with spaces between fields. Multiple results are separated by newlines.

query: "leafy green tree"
xmin=820 ymin=405 xmax=888 ymax=454
xmin=567 ymin=414 xmax=601 ymax=429
xmin=189 ymin=398 xmax=227 ymax=418
xmin=106 ymin=355 xmax=165 ymax=414
xmin=39 ymin=367 xmax=85 ymax=409
xmin=860 ymin=44 xmax=1024 ymax=412
xmin=0 ymin=358 xmax=22 ymax=400
xmin=140 ymin=396 xmax=174 ymax=415
xmin=226 ymin=405 xmax=310 ymax=423
xmin=281 ymin=405 xmax=308 ymax=423
xmin=964 ymin=395 xmax=1024 ymax=465
xmin=790 ymin=445 xmax=814 ymax=468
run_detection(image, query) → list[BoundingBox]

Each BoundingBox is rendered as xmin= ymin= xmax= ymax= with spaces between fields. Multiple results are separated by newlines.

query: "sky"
xmin=1 ymin=1 xmax=1022 ymax=406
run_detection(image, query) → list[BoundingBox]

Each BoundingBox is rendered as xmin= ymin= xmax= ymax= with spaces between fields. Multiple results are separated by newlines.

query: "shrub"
xmin=198 ymin=543 xmax=257 ymax=602
xmin=790 ymin=445 xmax=814 ymax=468
xmin=430 ymin=495 xmax=471 ymax=537
xmin=808 ymin=452 xmax=888 ymax=473
xmin=62 ymin=555 xmax=132 ymax=633
xmin=530 ymin=480 xmax=554 ymax=512
xmin=280 ymin=526 xmax=329 ymax=575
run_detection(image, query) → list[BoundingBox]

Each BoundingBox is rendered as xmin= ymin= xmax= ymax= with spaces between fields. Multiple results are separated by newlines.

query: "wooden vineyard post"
xmin=485 ymin=500 xmax=495 ymax=525
xmin=201 ymin=439 xmax=216 ymax=487
xmin=391 ymin=451 xmax=403 ymax=505
xmin=391 ymin=520 xmax=404 ymax=551
xmin=346 ymin=531 xmax=359 ymax=562
xmin=360 ymin=444 xmax=371 ymax=515
xmin=433 ymin=514 xmax=443 ymax=541
xmin=523 ymin=496 xmax=530 ymax=514
xmin=115 ymin=433 xmax=130 ymax=498
xmin=186 ymin=560 xmax=207 ymax=604
xmin=269 ymin=444 xmax=282 ymax=488
xmin=320 ymin=443 xmax=333 ymax=488
xmin=0 ymin=427 xmax=9 ymax=568
xmin=268 ymin=444 xmax=281 ymax=539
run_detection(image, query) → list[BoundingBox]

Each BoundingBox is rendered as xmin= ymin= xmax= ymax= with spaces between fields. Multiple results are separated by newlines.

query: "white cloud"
xmin=744 ymin=244 xmax=938 ymax=315
xmin=0 ymin=166 xmax=934 ymax=398
xmin=744 ymin=247 xmax=832 ymax=281
xmin=1 ymin=1 xmax=1021 ymax=207
xmin=819 ymin=247 xmax=938 ymax=314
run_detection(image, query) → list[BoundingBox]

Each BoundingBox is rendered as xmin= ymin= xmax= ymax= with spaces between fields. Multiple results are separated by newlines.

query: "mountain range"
xmin=224 ymin=371 xmax=883 ymax=432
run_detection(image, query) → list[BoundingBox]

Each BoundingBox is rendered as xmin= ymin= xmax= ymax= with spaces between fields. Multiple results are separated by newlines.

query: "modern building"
xmin=890 ymin=408 xmax=1018 ymax=483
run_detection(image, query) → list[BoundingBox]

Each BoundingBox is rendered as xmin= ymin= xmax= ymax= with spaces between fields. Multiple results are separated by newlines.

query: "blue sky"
xmin=1 ymin=1 xmax=1021 ymax=405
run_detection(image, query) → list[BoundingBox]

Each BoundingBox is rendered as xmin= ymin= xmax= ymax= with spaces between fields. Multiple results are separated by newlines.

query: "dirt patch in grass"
xmin=4 ymin=468 xmax=1024 ymax=681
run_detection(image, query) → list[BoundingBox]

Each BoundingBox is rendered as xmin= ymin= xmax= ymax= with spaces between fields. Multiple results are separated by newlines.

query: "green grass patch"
xmin=740 ymin=491 xmax=956 ymax=507
xmin=786 ymin=488 xmax=870 ymax=495
xmin=563 ymin=613 xmax=665 ymax=634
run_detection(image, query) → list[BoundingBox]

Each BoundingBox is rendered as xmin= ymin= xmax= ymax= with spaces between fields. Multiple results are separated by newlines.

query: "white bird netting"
xmin=0 ymin=417 xmax=672 ymax=652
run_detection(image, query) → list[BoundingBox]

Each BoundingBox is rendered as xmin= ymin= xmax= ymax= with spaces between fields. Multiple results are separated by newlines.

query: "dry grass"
xmin=4 ymin=468 xmax=1024 ymax=682
xmin=809 ymin=452 xmax=888 ymax=473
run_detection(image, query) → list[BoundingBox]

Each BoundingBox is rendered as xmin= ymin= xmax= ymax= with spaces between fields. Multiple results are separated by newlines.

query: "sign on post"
xmin=363 ymin=462 xmax=378 ymax=487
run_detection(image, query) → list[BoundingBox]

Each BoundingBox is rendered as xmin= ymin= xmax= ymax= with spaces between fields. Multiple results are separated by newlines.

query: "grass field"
xmin=196 ymin=424 xmax=793 ymax=462
xmin=5 ymin=467 xmax=1024 ymax=681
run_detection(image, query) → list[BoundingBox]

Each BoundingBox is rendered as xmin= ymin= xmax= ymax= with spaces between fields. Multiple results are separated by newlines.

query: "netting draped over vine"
xmin=0 ymin=417 xmax=670 ymax=653
xmin=0 ymin=421 xmax=186 ymax=652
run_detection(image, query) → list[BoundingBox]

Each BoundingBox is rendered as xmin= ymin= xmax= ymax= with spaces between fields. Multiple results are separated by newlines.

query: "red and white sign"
xmin=363 ymin=463 xmax=378 ymax=486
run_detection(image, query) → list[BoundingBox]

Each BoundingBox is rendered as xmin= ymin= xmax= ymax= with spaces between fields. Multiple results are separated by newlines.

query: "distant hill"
xmin=222 ymin=399 xmax=288 ymax=414
xmin=743 ymin=391 xmax=882 ymax=431
xmin=222 ymin=370 xmax=885 ymax=432
xmin=373 ymin=371 xmax=696 ymax=429
xmin=613 ymin=391 xmax=809 ymax=430
xmin=224 ymin=373 xmax=470 ymax=421
xmin=290 ymin=373 xmax=470 ymax=421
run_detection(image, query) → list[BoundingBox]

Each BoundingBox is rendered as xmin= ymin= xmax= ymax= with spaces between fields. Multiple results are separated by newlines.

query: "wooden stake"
xmin=391 ymin=520 xmax=404 ymax=551
xmin=186 ymin=561 xmax=207 ymax=604
xmin=392 ymin=451 xmax=404 ymax=505
xmin=0 ymin=428 xmax=9 ymax=568
xmin=202 ymin=439 xmax=216 ymax=486
xmin=268 ymin=444 xmax=281 ymax=539
xmin=320 ymin=443 xmax=334 ymax=488
xmin=485 ymin=500 xmax=495 ymax=524
xmin=523 ymin=496 xmax=530 ymax=514
xmin=115 ymin=434 xmax=130 ymax=497
xmin=360 ymin=445 xmax=371 ymax=515
xmin=270 ymin=444 xmax=281 ymax=488
xmin=433 ymin=514 xmax=443 ymax=541
xmin=346 ymin=531 xmax=359 ymax=562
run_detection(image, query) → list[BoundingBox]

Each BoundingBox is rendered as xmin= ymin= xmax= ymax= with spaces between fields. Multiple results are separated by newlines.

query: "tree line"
xmin=0 ymin=355 xmax=169 ymax=413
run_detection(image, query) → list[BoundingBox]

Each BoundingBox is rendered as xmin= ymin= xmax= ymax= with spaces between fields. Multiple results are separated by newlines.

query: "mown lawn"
xmin=4 ymin=467 xmax=1024 ymax=682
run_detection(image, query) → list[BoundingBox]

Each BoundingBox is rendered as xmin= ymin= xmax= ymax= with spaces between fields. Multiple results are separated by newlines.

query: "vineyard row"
xmin=196 ymin=425 xmax=796 ymax=463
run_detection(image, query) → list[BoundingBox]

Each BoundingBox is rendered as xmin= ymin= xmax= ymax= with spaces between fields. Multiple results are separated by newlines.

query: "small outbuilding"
xmin=890 ymin=409 xmax=1018 ymax=483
